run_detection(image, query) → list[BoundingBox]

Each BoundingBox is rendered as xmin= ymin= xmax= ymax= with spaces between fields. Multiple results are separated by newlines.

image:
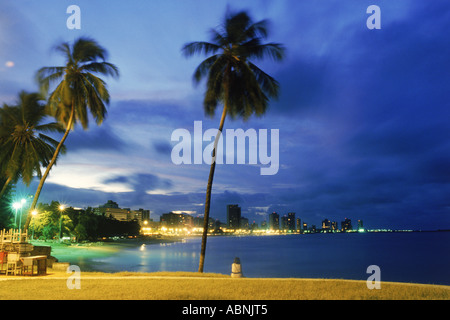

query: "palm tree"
xmin=23 ymin=37 xmax=119 ymax=230
xmin=182 ymin=10 xmax=284 ymax=272
xmin=0 ymin=91 xmax=65 ymax=200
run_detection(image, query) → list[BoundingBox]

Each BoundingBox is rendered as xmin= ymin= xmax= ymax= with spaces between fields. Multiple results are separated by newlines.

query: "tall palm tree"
xmin=182 ymin=10 xmax=284 ymax=272
xmin=23 ymin=37 xmax=119 ymax=230
xmin=0 ymin=91 xmax=64 ymax=200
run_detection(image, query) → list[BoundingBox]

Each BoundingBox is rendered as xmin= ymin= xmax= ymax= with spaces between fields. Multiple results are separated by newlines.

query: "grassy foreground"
xmin=0 ymin=271 xmax=448 ymax=300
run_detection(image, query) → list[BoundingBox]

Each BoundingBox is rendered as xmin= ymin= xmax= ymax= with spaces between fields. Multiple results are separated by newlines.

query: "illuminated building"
xmin=227 ymin=204 xmax=241 ymax=230
xmin=261 ymin=220 xmax=268 ymax=230
xmin=240 ymin=217 xmax=249 ymax=230
xmin=358 ymin=219 xmax=364 ymax=232
xmin=281 ymin=215 xmax=288 ymax=231
xmin=160 ymin=212 xmax=193 ymax=229
xmin=269 ymin=212 xmax=279 ymax=231
xmin=331 ymin=221 xmax=338 ymax=232
xmin=341 ymin=218 xmax=353 ymax=232
xmin=287 ymin=212 xmax=296 ymax=231
xmin=96 ymin=201 xmax=150 ymax=225
xmin=131 ymin=208 xmax=150 ymax=225
xmin=322 ymin=219 xmax=331 ymax=231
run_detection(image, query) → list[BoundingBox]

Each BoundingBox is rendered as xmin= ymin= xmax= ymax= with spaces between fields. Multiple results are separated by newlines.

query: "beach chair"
xmin=6 ymin=252 xmax=22 ymax=276
xmin=0 ymin=252 xmax=7 ymax=275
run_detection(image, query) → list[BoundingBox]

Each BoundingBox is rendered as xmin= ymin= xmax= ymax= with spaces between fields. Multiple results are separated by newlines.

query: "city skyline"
xmin=2 ymin=1 xmax=449 ymax=231
xmin=55 ymin=199 xmax=428 ymax=232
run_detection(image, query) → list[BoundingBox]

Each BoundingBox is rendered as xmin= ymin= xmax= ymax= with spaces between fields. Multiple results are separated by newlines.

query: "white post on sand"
xmin=231 ymin=257 xmax=243 ymax=278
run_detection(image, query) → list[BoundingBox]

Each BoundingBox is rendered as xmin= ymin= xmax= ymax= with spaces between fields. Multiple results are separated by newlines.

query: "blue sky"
xmin=1 ymin=0 xmax=449 ymax=230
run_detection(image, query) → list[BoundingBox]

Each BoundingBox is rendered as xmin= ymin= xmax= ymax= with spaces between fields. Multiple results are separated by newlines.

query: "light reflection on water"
xmin=65 ymin=233 xmax=450 ymax=285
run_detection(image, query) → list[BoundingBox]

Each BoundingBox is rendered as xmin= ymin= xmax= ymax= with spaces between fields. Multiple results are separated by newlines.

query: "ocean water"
xmin=71 ymin=232 xmax=450 ymax=285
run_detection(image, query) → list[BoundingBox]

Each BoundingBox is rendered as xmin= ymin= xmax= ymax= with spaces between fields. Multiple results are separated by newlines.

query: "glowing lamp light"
xmin=12 ymin=202 xmax=22 ymax=210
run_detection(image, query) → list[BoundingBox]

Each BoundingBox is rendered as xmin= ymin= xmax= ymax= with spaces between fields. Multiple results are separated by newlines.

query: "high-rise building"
xmin=296 ymin=218 xmax=301 ymax=232
xmin=160 ymin=212 xmax=193 ymax=229
xmin=281 ymin=215 xmax=288 ymax=231
xmin=287 ymin=212 xmax=296 ymax=231
xmin=240 ymin=217 xmax=249 ymax=230
xmin=96 ymin=201 xmax=129 ymax=221
xmin=269 ymin=212 xmax=280 ymax=231
xmin=227 ymin=204 xmax=241 ymax=229
xmin=322 ymin=219 xmax=331 ymax=232
xmin=131 ymin=208 xmax=151 ymax=226
xmin=358 ymin=219 xmax=364 ymax=232
xmin=261 ymin=220 xmax=268 ymax=230
xmin=341 ymin=218 xmax=353 ymax=232
xmin=331 ymin=221 xmax=338 ymax=232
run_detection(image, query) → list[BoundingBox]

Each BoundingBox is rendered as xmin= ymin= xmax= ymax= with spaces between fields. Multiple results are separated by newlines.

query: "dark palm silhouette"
xmin=24 ymin=37 xmax=119 ymax=230
xmin=0 ymin=91 xmax=64 ymax=201
xmin=182 ymin=10 xmax=284 ymax=272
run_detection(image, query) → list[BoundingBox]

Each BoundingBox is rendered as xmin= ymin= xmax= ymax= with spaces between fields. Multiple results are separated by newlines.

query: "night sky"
xmin=1 ymin=1 xmax=449 ymax=230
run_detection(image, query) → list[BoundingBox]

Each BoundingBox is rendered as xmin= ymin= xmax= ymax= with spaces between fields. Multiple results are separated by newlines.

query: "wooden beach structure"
xmin=0 ymin=229 xmax=47 ymax=276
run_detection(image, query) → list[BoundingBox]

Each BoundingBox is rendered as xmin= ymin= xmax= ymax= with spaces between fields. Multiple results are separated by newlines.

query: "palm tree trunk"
xmin=23 ymin=105 xmax=75 ymax=231
xmin=0 ymin=176 xmax=12 ymax=200
xmin=198 ymin=65 xmax=230 ymax=273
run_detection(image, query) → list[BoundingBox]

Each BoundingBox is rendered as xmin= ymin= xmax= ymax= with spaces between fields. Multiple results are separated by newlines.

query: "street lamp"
xmin=12 ymin=202 xmax=21 ymax=228
xmin=58 ymin=204 xmax=65 ymax=242
xmin=19 ymin=198 xmax=26 ymax=230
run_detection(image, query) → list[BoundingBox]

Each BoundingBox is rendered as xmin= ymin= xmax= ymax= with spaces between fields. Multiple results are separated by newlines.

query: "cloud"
xmin=103 ymin=173 xmax=173 ymax=203
xmin=153 ymin=141 xmax=173 ymax=155
xmin=8 ymin=1 xmax=450 ymax=231
xmin=64 ymin=123 xmax=126 ymax=152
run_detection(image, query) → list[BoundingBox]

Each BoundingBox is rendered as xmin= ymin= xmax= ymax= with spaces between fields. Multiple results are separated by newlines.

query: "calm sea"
xmin=70 ymin=232 xmax=450 ymax=285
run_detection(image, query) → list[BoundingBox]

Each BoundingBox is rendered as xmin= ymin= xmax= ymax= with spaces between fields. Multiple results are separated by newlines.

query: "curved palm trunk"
xmin=198 ymin=65 xmax=230 ymax=273
xmin=198 ymin=103 xmax=227 ymax=273
xmin=23 ymin=105 xmax=75 ymax=231
xmin=0 ymin=176 xmax=12 ymax=200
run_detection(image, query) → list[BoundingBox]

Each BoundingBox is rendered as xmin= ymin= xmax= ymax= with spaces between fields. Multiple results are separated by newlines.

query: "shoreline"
xmin=28 ymin=233 xmax=449 ymax=286
xmin=31 ymin=235 xmax=183 ymax=264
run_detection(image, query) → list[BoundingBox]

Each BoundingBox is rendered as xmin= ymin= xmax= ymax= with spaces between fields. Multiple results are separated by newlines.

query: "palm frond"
xmin=73 ymin=37 xmax=107 ymax=62
xmin=36 ymin=66 xmax=65 ymax=96
xmin=193 ymin=55 xmax=220 ymax=84
xmin=53 ymin=42 xmax=72 ymax=64
xmin=244 ymin=19 xmax=269 ymax=40
xmin=248 ymin=62 xmax=280 ymax=98
xmin=81 ymin=62 xmax=119 ymax=78
xmin=182 ymin=42 xmax=221 ymax=57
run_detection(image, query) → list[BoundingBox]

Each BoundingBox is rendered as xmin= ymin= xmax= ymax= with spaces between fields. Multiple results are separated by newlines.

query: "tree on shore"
xmin=0 ymin=91 xmax=65 ymax=201
xmin=0 ymin=177 xmax=14 ymax=229
xmin=182 ymin=10 xmax=284 ymax=272
xmin=23 ymin=37 xmax=119 ymax=230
